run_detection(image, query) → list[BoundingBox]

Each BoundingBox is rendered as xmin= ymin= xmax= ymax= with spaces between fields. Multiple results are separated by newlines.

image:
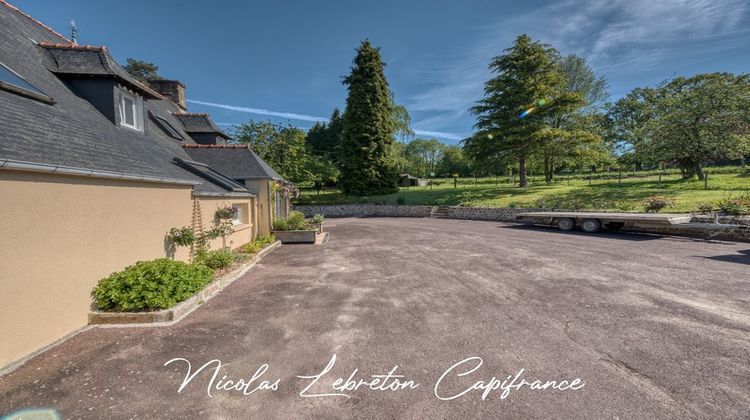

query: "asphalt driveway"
xmin=1 ymin=218 xmax=749 ymax=419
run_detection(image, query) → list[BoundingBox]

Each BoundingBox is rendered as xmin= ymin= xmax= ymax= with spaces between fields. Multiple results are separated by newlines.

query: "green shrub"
xmin=288 ymin=211 xmax=307 ymax=229
xmin=613 ymin=200 xmax=637 ymax=211
xmin=592 ymin=199 xmax=611 ymax=209
xmin=717 ymin=195 xmax=750 ymax=215
xmin=274 ymin=211 xmax=308 ymax=231
xmin=194 ymin=248 xmax=234 ymax=270
xmin=312 ymin=214 xmax=325 ymax=225
xmin=240 ymin=234 xmax=276 ymax=254
xmin=91 ymin=259 xmax=213 ymax=311
xmin=272 ymin=218 xmax=288 ymax=231
xmin=696 ymin=202 xmax=715 ymax=213
xmin=233 ymin=252 xmax=251 ymax=263
xmin=570 ymin=199 xmax=586 ymax=210
xmin=643 ymin=195 xmax=674 ymax=213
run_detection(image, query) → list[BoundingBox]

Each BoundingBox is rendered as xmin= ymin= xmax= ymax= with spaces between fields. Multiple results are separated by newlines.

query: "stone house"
xmin=0 ymin=1 xmax=288 ymax=369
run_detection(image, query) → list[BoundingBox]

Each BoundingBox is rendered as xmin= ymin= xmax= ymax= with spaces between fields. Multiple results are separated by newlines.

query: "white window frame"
xmin=231 ymin=204 xmax=242 ymax=225
xmin=118 ymin=89 xmax=143 ymax=131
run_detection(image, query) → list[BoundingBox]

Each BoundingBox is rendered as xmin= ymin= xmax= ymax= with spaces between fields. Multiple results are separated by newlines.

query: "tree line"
xmin=466 ymin=35 xmax=750 ymax=187
xmin=124 ymin=35 xmax=749 ymax=194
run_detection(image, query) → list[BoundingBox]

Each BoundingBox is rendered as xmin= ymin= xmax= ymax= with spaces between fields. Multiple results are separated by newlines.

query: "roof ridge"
xmin=173 ymin=112 xmax=210 ymax=117
xmin=1 ymin=0 xmax=72 ymax=43
xmin=38 ymin=42 xmax=107 ymax=51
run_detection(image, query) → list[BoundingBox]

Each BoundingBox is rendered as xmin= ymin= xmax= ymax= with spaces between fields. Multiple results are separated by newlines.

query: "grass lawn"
xmin=297 ymin=168 xmax=750 ymax=212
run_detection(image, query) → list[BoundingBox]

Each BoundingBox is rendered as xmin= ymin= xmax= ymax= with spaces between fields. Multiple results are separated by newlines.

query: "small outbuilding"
xmin=399 ymin=174 xmax=428 ymax=187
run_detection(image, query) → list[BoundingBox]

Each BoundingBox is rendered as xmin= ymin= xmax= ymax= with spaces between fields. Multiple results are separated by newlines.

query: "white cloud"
xmin=406 ymin=0 xmax=750 ymax=118
xmin=412 ymin=129 xmax=465 ymax=141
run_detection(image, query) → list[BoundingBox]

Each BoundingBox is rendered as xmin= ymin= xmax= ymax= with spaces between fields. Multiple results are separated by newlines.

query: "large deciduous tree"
xmin=339 ymin=40 xmax=399 ymax=195
xmin=468 ymin=35 xmax=582 ymax=187
xmin=611 ymin=73 xmax=750 ymax=179
xmin=123 ymin=58 xmax=161 ymax=83
xmin=234 ymin=121 xmax=311 ymax=184
xmin=538 ymin=54 xmax=608 ymax=181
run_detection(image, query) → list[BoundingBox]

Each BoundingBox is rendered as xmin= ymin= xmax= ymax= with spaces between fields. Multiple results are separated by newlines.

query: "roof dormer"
xmin=38 ymin=42 xmax=161 ymax=132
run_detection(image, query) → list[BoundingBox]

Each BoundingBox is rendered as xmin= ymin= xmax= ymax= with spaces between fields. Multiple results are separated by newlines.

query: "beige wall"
xmin=195 ymin=196 xmax=255 ymax=251
xmin=0 ymin=171 xmax=199 ymax=368
xmin=245 ymin=179 xmax=273 ymax=235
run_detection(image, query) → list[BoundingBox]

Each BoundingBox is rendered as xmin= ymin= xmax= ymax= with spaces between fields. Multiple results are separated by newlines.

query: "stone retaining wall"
xmin=444 ymin=206 xmax=548 ymax=221
xmin=294 ymin=204 xmax=749 ymax=242
xmin=295 ymin=204 xmax=434 ymax=218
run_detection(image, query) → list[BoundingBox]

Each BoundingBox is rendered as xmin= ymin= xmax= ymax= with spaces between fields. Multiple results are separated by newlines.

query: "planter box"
xmin=272 ymin=229 xmax=318 ymax=244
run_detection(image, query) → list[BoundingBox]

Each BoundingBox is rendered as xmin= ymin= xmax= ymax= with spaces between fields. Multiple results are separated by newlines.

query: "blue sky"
xmin=14 ymin=0 xmax=750 ymax=143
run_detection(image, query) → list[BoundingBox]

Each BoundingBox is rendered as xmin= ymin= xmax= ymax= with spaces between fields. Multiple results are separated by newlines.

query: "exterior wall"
xmin=244 ymin=179 xmax=273 ymax=235
xmin=0 ymin=171 xmax=196 ymax=369
xmin=196 ymin=196 xmax=255 ymax=250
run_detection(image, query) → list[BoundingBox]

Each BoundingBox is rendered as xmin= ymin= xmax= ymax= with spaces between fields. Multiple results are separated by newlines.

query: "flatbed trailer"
xmin=515 ymin=212 xmax=693 ymax=233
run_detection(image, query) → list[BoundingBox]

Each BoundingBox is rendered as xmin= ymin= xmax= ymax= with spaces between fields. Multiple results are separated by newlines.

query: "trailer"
xmin=515 ymin=212 xmax=692 ymax=234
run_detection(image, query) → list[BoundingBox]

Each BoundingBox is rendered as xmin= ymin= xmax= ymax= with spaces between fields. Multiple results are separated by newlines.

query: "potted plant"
xmin=167 ymin=226 xmax=196 ymax=247
xmin=312 ymin=214 xmax=325 ymax=233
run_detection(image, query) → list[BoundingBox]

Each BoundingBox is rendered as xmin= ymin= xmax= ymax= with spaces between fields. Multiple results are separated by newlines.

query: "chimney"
xmin=148 ymin=79 xmax=186 ymax=111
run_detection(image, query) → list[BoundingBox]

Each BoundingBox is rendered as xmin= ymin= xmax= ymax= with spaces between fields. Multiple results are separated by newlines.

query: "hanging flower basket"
xmin=167 ymin=226 xmax=196 ymax=247
xmin=215 ymin=206 xmax=239 ymax=220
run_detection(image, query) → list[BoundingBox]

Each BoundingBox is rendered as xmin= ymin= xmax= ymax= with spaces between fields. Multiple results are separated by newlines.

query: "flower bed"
xmin=90 ymin=236 xmax=279 ymax=315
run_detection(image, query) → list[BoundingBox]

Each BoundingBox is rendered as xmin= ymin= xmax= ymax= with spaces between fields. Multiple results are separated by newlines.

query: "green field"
xmin=297 ymin=167 xmax=750 ymax=212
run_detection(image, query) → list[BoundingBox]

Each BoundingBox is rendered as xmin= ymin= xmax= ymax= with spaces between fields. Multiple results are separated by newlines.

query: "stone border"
xmin=88 ymin=241 xmax=281 ymax=325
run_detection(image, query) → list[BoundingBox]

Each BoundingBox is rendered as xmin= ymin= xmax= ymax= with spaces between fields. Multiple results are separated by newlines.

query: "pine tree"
xmin=339 ymin=40 xmax=399 ymax=195
xmin=468 ymin=35 xmax=581 ymax=187
xmin=307 ymin=108 xmax=343 ymax=159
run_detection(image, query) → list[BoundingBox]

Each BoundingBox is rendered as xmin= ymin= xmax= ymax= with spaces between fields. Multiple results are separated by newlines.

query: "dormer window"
xmin=117 ymin=89 xmax=143 ymax=131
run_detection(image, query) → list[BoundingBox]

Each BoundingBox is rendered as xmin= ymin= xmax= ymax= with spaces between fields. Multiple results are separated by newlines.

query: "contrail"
xmin=186 ymin=99 xmax=327 ymax=122
xmin=190 ymin=99 xmax=465 ymax=141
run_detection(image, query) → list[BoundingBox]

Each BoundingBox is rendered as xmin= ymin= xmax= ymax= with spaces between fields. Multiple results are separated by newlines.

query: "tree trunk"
xmin=543 ymin=155 xmax=552 ymax=183
xmin=519 ymin=158 xmax=528 ymax=188
xmin=694 ymin=161 xmax=705 ymax=181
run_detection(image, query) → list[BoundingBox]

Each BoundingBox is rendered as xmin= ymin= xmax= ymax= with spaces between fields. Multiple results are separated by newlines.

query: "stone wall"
xmin=294 ymin=204 xmax=750 ymax=242
xmin=690 ymin=214 xmax=750 ymax=226
xmin=445 ymin=206 xmax=548 ymax=221
xmin=295 ymin=204 xmax=434 ymax=218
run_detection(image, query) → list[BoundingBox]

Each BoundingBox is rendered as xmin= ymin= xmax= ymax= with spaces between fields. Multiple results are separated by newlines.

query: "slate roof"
xmin=173 ymin=158 xmax=253 ymax=195
xmin=0 ymin=1 xmax=253 ymax=197
xmin=182 ymin=144 xmax=284 ymax=181
xmin=173 ymin=113 xmax=231 ymax=139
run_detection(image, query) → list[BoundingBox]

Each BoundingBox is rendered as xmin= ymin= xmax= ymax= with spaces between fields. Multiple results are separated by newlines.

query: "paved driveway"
xmin=1 ymin=218 xmax=749 ymax=419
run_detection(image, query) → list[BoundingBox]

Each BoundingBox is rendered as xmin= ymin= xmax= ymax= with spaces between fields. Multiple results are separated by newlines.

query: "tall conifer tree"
xmin=339 ymin=40 xmax=399 ymax=195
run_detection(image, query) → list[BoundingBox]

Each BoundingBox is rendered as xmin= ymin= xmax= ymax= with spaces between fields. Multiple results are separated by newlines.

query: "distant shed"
xmin=399 ymin=174 xmax=428 ymax=187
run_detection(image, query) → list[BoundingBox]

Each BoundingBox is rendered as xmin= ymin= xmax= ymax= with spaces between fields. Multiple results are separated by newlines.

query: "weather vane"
xmin=70 ymin=20 xmax=77 ymax=44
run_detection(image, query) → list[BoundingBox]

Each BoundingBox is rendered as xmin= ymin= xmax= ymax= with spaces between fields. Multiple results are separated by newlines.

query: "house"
xmin=182 ymin=144 xmax=296 ymax=235
xmin=0 ymin=1 xmax=287 ymax=369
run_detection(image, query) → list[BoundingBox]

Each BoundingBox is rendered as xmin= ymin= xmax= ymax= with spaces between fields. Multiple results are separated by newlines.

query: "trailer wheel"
xmin=581 ymin=218 xmax=601 ymax=233
xmin=558 ymin=217 xmax=575 ymax=231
